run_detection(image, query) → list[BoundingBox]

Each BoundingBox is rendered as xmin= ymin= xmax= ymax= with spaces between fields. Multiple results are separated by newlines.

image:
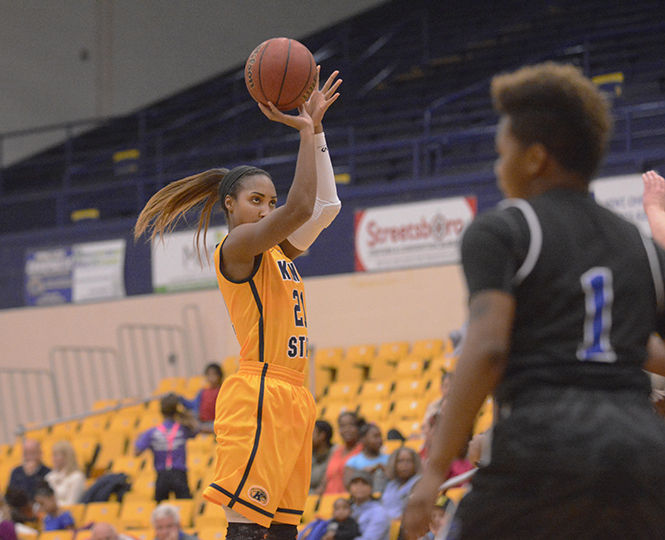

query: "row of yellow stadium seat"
xmin=152 ymin=374 xmax=208 ymax=399
xmin=22 ymin=405 xmax=164 ymax=443
xmin=314 ymin=338 xmax=453 ymax=368
xmin=55 ymin=499 xmax=226 ymax=530
xmin=320 ymin=375 xmax=443 ymax=405
xmin=312 ymin=355 xmax=457 ymax=400
xmin=35 ymin=526 xmax=226 ymax=540
xmin=319 ymin=397 xmax=493 ymax=440
xmin=320 ymin=397 xmax=430 ymax=424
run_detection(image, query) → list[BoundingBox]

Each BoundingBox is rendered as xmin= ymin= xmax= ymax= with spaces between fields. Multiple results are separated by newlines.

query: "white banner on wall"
xmin=590 ymin=173 xmax=651 ymax=236
xmin=152 ymin=225 xmax=228 ymax=293
xmin=354 ymin=196 xmax=477 ymax=272
xmin=72 ymin=239 xmax=126 ymax=303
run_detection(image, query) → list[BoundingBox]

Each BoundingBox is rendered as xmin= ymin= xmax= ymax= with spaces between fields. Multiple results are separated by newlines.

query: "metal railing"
xmin=2 ymin=305 xmax=209 ymax=444
xmin=0 ymin=368 xmax=60 ymax=443
xmin=49 ymin=346 xmax=125 ymax=416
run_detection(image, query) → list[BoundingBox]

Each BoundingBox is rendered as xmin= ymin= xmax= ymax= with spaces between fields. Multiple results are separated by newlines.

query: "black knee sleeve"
xmin=225 ymin=522 xmax=268 ymax=540
xmin=266 ymin=523 xmax=298 ymax=540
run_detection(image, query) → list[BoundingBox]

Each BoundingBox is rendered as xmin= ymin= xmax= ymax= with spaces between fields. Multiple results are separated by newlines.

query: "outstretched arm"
xmin=643 ymin=170 xmax=665 ymax=248
xmin=221 ymin=105 xmax=316 ymax=272
xmin=282 ymin=69 xmax=343 ymax=259
xmin=223 ymin=69 xmax=341 ymax=270
xmin=401 ymin=290 xmax=514 ymax=540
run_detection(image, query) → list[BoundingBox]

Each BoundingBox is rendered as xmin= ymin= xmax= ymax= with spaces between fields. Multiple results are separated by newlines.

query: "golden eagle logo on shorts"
xmin=248 ymin=486 xmax=269 ymax=506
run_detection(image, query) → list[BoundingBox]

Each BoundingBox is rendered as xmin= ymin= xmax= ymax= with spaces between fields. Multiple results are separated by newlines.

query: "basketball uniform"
xmin=449 ymin=189 xmax=665 ymax=539
xmin=202 ymin=238 xmax=316 ymax=528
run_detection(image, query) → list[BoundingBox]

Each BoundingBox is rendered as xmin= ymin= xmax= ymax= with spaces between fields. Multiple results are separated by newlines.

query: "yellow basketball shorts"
xmin=202 ymin=360 xmax=316 ymax=528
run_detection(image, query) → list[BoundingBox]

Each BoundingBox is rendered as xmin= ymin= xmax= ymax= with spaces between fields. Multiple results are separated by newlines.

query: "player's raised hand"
xmin=304 ymin=66 xmax=342 ymax=130
xmin=642 ymin=170 xmax=665 ymax=212
xmin=258 ymin=101 xmax=314 ymax=133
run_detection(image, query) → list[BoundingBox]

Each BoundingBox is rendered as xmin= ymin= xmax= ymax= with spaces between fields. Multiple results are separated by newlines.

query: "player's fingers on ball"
xmin=322 ymin=70 xmax=339 ymax=92
xmin=326 ymin=78 xmax=342 ymax=97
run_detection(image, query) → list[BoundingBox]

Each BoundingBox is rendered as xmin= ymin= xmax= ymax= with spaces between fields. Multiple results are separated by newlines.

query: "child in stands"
xmin=180 ymin=362 xmax=224 ymax=433
xmin=135 ymin=393 xmax=198 ymax=502
xmin=34 ymin=482 xmax=74 ymax=531
xmin=321 ymin=498 xmax=360 ymax=540
xmin=348 ymin=470 xmax=390 ymax=540
xmin=344 ymin=423 xmax=389 ymax=492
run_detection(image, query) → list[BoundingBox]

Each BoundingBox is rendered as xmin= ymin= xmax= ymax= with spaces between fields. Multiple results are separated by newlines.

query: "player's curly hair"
xmin=491 ymin=62 xmax=612 ymax=181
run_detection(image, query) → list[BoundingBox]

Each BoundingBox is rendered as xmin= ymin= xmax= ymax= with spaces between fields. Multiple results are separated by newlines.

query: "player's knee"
xmin=266 ymin=523 xmax=298 ymax=540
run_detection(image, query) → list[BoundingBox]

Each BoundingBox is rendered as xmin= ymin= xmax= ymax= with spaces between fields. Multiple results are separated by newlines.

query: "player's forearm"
xmin=425 ymin=291 xmax=513 ymax=481
xmin=284 ymin=129 xmax=316 ymax=221
xmin=287 ymin=131 xmax=341 ymax=250
xmin=426 ymin=342 xmax=506 ymax=480
xmin=645 ymin=334 xmax=665 ymax=376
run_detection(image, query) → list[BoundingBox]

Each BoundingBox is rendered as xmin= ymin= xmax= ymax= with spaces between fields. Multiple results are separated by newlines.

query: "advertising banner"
xmin=151 ymin=225 xmax=228 ymax=292
xmin=354 ymin=196 xmax=477 ymax=272
xmin=590 ymin=173 xmax=650 ymax=236
xmin=72 ymin=239 xmax=126 ymax=303
xmin=25 ymin=247 xmax=74 ymax=306
xmin=25 ymin=239 xmax=126 ymax=306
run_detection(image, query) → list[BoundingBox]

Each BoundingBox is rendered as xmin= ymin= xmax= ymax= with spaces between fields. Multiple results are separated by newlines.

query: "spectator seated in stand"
xmin=323 ymin=412 xmax=364 ymax=494
xmin=135 ymin=393 xmax=198 ymax=502
xmin=322 ymin=498 xmax=360 ymax=540
xmin=180 ymin=363 xmax=224 ymax=433
xmin=8 ymin=439 xmax=50 ymax=502
xmin=310 ymin=420 xmax=334 ymax=495
xmin=298 ymin=497 xmax=360 ymax=540
xmin=4 ymin=487 xmax=38 ymax=529
xmin=34 ymin=481 xmax=74 ymax=531
xmin=381 ymin=446 xmax=422 ymax=521
xmin=152 ymin=503 xmax=197 ymax=540
xmin=344 ymin=423 xmax=389 ymax=492
xmin=348 ymin=470 xmax=390 ymax=540
xmin=45 ymin=440 xmax=86 ymax=506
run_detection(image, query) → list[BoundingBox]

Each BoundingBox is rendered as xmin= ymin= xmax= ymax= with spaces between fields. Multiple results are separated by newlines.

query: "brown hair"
xmin=160 ymin=392 xmax=198 ymax=432
xmin=491 ymin=62 xmax=612 ymax=181
xmin=385 ymin=446 xmax=422 ymax=481
xmin=134 ymin=166 xmax=271 ymax=259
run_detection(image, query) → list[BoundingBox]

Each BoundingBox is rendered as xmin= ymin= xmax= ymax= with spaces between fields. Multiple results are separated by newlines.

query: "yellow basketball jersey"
xmin=215 ymin=239 xmax=309 ymax=372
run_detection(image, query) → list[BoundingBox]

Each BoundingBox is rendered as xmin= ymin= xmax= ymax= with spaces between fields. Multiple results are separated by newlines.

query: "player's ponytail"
xmin=134 ymin=166 xmax=271 ymax=261
xmin=134 ymin=168 xmax=227 ymax=258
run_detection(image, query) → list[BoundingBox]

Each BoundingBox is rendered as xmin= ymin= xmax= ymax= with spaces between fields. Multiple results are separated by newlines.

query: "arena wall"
xmin=0 ymin=263 xmax=467 ymax=372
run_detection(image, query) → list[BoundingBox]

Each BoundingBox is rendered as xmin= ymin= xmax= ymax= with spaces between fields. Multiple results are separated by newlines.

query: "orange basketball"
xmin=244 ymin=37 xmax=317 ymax=111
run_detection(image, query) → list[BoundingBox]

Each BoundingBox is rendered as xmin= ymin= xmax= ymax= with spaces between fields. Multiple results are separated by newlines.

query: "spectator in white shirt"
xmin=45 ymin=440 xmax=86 ymax=506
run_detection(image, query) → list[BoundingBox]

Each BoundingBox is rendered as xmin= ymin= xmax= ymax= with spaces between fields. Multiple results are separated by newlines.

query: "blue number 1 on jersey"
xmin=577 ymin=267 xmax=617 ymax=363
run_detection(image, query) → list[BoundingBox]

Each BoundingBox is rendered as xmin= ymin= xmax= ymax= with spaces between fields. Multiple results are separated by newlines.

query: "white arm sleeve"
xmin=287 ymin=132 xmax=341 ymax=251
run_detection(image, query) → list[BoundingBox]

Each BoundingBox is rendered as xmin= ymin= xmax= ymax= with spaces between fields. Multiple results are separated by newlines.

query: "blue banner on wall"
xmin=24 ymin=240 xmax=127 ymax=306
xmin=24 ymin=247 xmax=74 ymax=306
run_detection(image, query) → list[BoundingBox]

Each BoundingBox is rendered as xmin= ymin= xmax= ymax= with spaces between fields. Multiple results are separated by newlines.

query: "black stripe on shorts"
xmin=229 ymin=362 xmax=269 ymax=509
